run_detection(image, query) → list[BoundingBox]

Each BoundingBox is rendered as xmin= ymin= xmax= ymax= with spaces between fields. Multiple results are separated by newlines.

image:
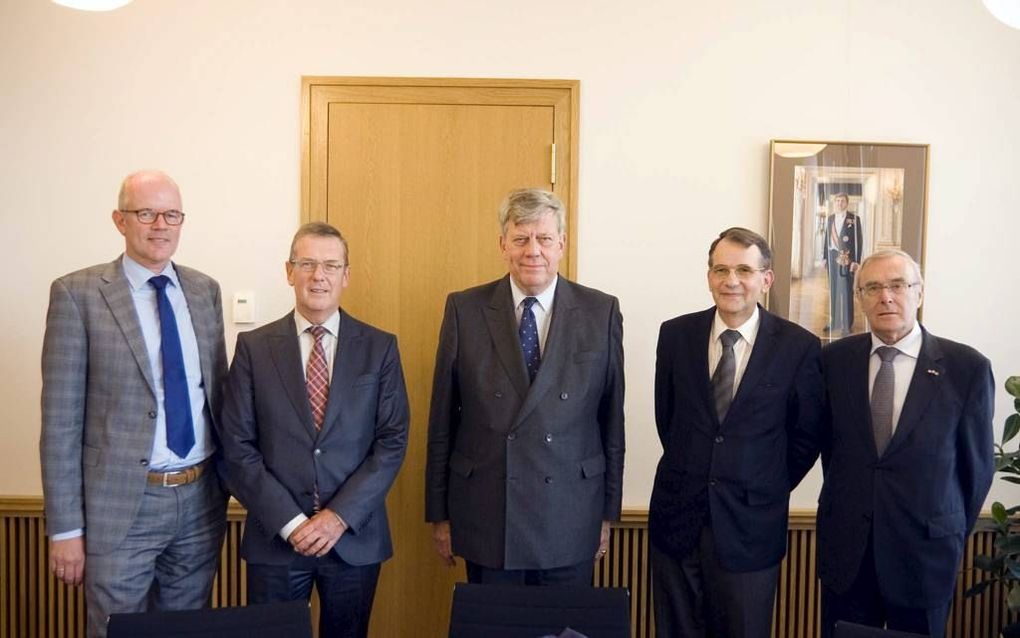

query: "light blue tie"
xmin=519 ymin=297 xmax=541 ymax=383
xmin=149 ymin=275 xmax=195 ymax=458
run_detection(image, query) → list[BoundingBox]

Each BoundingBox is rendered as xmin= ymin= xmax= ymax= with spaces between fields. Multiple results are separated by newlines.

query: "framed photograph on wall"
xmin=767 ymin=140 xmax=929 ymax=342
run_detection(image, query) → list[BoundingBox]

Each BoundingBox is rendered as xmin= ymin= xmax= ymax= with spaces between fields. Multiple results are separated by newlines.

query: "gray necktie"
xmin=871 ymin=346 xmax=900 ymax=456
xmin=712 ymin=329 xmax=741 ymax=423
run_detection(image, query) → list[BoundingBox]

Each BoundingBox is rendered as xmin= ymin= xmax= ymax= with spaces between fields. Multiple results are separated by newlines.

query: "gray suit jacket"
xmin=218 ymin=310 xmax=409 ymax=566
xmin=40 ymin=257 xmax=228 ymax=554
xmin=425 ymin=276 xmax=625 ymax=570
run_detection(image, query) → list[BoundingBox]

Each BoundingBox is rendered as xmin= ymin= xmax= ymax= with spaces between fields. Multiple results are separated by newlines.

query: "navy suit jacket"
xmin=649 ymin=305 xmax=824 ymax=572
xmin=817 ymin=328 xmax=994 ymax=607
xmin=218 ymin=310 xmax=409 ymax=566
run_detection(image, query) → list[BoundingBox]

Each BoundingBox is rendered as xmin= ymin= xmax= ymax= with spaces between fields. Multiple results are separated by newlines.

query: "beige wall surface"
xmin=2 ymin=0 xmax=1018 ymax=510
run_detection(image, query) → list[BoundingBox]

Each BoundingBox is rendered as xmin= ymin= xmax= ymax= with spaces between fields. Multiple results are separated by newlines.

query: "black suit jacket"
xmin=649 ymin=305 xmax=824 ymax=572
xmin=425 ymin=276 xmax=625 ymax=570
xmin=817 ymin=328 xmax=994 ymax=607
xmin=218 ymin=310 xmax=409 ymax=566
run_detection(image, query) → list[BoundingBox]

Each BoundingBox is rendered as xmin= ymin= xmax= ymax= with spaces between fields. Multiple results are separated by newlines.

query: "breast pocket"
xmin=352 ymin=373 xmax=378 ymax=388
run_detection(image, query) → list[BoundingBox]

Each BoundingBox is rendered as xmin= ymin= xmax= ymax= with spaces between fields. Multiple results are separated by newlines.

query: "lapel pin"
xmin=927 ymin=369 xmax=940 ymax=376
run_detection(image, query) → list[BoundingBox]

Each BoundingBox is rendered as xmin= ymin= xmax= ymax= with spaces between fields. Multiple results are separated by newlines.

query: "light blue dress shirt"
xmin=122 ymin=254 xmax=214 ymax=471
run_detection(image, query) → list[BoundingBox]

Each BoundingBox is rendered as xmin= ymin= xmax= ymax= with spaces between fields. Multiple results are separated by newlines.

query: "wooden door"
xmin=302 ymin=77 xmax=578 ymax=637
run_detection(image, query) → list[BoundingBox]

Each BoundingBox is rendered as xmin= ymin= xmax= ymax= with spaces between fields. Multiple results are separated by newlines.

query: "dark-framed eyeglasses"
xmin=289 ymin=259 xmax=347 ymax=275
xmin=120 ymin=209 xmax=185 ymax=225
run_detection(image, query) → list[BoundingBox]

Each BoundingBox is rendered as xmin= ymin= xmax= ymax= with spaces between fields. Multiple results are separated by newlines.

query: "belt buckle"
xmin=162 ymin=470 xmax=183 ymax=487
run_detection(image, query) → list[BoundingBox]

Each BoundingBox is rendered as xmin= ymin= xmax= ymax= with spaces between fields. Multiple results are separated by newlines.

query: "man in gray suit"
xmin=425 ymin=188 xmax=625 ymax=586
xmin=41 ymin=170 xmax=228 ymax=637
xmin=218 ymin=222 xmax=409 ymax=638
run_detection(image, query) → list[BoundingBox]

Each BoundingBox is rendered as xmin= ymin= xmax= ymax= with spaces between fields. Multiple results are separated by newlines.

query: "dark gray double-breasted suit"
xmin=425 ymin=275 xmax=625 ymax=570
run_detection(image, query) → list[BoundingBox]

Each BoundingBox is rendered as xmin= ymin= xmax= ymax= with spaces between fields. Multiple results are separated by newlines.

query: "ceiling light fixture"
xmin=983 ymin=0 xmax=1020 ymax=29
xmin=52 ymin=0 xmax=134 ymax=11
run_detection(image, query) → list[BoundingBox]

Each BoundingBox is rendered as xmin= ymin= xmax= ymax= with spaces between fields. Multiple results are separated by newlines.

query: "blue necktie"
xmin=149 ymin=275 xmax=195 ymax=458
xmin=519 ymin=297 xmax=541 ymax=382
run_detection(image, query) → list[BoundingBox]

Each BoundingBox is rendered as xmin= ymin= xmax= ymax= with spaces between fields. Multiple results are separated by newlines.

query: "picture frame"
xmin=767 ymin=140 xmax=929 ymax=341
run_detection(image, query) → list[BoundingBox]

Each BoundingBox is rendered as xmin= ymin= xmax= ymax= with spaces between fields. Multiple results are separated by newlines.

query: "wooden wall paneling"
xmin=2 ymin=499 xmax=1014 ymax=638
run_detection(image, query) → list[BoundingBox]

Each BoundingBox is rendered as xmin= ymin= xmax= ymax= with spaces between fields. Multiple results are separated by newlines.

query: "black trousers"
xmin=651 ymin=527 xmax=779 ymax=638
xmin=821 ymin=531 xmax=949 ymax=638
xmin=465 ymin=559 xmax=592 ymax=587
xmin=247 ymin=553 xmax=380 ymax=638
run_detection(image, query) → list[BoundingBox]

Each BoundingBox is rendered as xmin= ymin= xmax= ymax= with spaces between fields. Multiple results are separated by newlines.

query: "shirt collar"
xmin=294 ymin=309 xmax=341 ymax=338
xmin=712 ymin=305 xmax=760 ymax=345
xmin=509 ymin=275 xmax=558 ymax=312
xmin=870 ymin=321 xmax=922 ymax=359
xmin=122 ymin=254 xmax=178 ymax=292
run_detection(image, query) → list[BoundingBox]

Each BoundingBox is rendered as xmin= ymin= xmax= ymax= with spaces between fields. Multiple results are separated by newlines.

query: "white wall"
xmin=2 ymin=0 xmax=1018 ymax=510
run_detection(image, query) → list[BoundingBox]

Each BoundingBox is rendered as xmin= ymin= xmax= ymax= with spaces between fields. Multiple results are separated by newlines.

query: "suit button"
xmin=714 ymin=435 xmax=724 ymax=444
xmin=139 ymin=459 xmax=149 ymax=466
xmin=544 ymin=477 xmax=553 ymax=484
xmin=544 ymin=433 xmax=553 ymax=443
xmin=148 ymin=411 xmax=157 ymax=419
xmin=494 ymin=391 xmax=503 ymax=398
xmin=560 ymin=392 xmax=568 ymax=400
xmin=507 ymin=433 xmax=516 ymax=441
xmin=708 ymin=478 xmax=717 ymax=487
xmin=314 ymin=449 xmax=322 ymax=456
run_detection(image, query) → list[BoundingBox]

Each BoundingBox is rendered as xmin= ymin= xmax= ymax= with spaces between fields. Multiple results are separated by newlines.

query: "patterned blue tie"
xmin=149 ymin=275 xmax=195 ymax=458
xmin=519 ymin=297 xmax=541 ymax=382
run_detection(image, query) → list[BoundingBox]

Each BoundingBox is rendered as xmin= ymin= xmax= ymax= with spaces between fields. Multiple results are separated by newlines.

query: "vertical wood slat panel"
xmin=2 ymin=500 xmax=1014 ymax=638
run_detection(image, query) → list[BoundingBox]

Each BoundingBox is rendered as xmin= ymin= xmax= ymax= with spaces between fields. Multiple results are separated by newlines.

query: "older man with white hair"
xmin=814 ymin=249 xmax=994 ymax=638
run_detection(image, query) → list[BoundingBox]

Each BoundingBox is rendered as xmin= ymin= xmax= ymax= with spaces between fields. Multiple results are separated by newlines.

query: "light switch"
xmin=232 ymin=292 xmax=255 ymax=324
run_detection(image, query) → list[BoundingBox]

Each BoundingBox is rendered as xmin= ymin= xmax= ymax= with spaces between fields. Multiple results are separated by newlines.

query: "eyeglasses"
xmin=289 ymin=259 xmax=347 ymax=275
xmin=857 ymin=281 xmax=921 ymax=298
xmin=120 ymin=209 xmax=185 ymax=225
xmin=709 ymin=265 xmax=767 ymax=280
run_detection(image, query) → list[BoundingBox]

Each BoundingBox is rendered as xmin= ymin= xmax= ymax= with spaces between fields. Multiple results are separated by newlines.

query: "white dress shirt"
xmin=868 ymin=321 xmax=922 ymax=434
xmin=708 ymin=306 xmax=761 ymax=399
xmin=509 ymin=275 xmax=557 ymax=355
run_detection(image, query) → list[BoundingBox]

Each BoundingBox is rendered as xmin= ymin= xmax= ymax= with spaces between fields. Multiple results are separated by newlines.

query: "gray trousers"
xmin=651 ymin=527 xmax=779 ymax=638
xmin=84 ymin=471 xmax=227 ymax=637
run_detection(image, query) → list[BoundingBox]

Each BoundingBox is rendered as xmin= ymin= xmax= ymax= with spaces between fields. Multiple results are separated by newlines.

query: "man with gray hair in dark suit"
xmin=426 ymin=188 xmax=625 ymax=586
xmin=41 ymin=170 xmax=228 ymax=637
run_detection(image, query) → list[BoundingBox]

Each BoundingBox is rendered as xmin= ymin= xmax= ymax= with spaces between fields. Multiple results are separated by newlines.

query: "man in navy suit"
xmin=648 ymin=227 xmax=824 ymax=638
xmin=218 ymin=222 xmax=409 ymax=638
xmin=816 ymin=249 xmax=994 ymax=638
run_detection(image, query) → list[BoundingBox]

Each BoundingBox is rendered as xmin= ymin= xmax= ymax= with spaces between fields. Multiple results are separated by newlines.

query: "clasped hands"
xmin=289 ymin=509 xmax=348 ymax=557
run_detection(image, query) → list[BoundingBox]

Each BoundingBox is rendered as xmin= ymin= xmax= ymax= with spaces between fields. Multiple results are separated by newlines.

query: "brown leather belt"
xmin=147 ymin=459 xmax=211 ymax=487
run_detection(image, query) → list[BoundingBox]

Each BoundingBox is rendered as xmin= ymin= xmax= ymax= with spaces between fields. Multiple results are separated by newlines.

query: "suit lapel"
xmin=690 ymin=309 xmax=717 ymax=423
xmin=885 ymin=328 xmax=942 ymax=456
xmin=484 ymin=277 xmax=530 ymax=401
xmin=727 ymin=306 xmax=779 ymax=422
xmin=319 ymin=311 xmax=360 ymax=437
xmin=844 ymin=334 xmax=877 ymax=456
xmin=176 ymin=265 xmax=215 ymax=406
xmin=513 ymin=277 xmax=575 ymax=428
xmin=268 ymin=312 xmax=319 ymax=441
xmin=98 ymin=259 xmax=157 ymax=397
